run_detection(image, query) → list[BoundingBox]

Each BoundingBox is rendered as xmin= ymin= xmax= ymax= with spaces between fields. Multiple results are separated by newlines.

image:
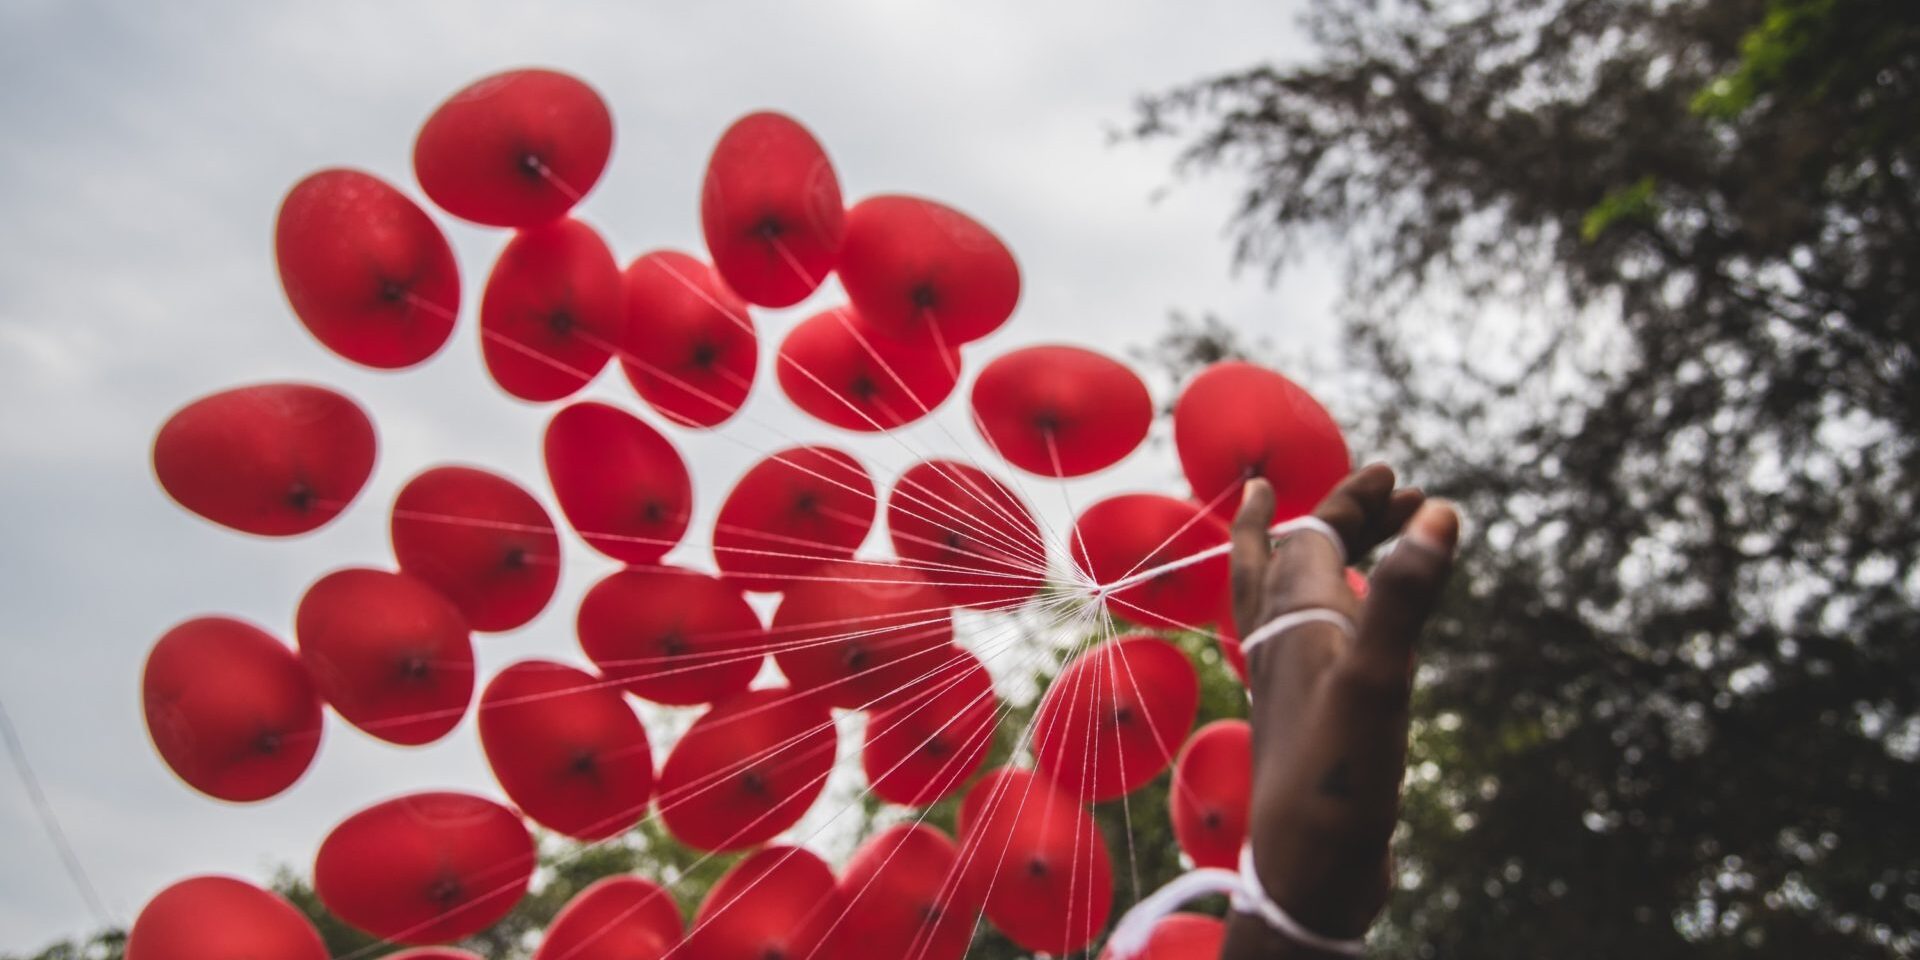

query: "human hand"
xmin=1221 ymin=464 xmax=1458 ymax=958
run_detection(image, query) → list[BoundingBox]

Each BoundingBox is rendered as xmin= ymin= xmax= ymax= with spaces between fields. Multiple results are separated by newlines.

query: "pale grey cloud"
xmin=0 ymin=0 xmax=1337 ymax=949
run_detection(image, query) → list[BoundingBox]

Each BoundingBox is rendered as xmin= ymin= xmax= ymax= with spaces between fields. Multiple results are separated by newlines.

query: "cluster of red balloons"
xmin=136 ymin=66 xmax=1352 ymax=960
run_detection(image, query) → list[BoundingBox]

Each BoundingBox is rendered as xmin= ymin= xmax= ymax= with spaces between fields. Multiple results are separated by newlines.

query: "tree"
xmin=1133 ymin=0 xmax=1919 ymax=956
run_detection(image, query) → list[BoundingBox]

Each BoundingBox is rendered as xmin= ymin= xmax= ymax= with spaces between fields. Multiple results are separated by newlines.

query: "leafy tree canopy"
xmin=1133 ymin=0 xmax=1919 ymax=956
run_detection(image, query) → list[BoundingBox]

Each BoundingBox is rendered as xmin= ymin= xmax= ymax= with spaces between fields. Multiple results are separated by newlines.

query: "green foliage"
xmin=1580 ymin=176 xmax=1659 ymax=242
xmin=1693 ymin=0 xmax=1839 ymax=117
xmin=1135 ymin=0 xmax=1920 ymax=955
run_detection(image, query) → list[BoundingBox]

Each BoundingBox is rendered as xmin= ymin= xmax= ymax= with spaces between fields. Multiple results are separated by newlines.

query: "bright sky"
xmin=0 ymin=1 xmax=1342 ymax=951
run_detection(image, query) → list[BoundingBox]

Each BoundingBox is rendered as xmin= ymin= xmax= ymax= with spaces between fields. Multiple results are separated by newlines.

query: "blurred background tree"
xmin=1133 ymin=0 xmax=1919 ymax=956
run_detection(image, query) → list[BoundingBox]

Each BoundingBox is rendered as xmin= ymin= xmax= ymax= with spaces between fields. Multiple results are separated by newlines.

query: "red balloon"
xmin=712 ymin=446 xmax=874 ymax=592
xmin=479 ymin=660 xmax=653 ymax=841
xmin=700 ymin=112 xmax=844 ymax=307
xmin=481 ymin=218 xmax=625 ymax=402
xmin=1097 ymin=914 xmax=1227 ymax=960
xmin=577 ymin=565 xmax=764 ymax=706
xmin=657 ymin=688 xmax=837 ymax=851
xmin=1072 ymin=494 xmax=1230 ymax=629
xmin=863 ymin=646 xmax=996 ymax=805
xmin=274 ymin=169 xmax=459 ymax=369
xmin=391 ymin=466 xmax=560 ymax=633
xmin=955 ymin=768 xmax=1113 ymax=955
xmin=127 ymin=875 xmax=325 ymax=960
xmin=1175 ymin=361 xmax=1350 ymax=520
xmin=536 ymin=876 xmax=682 ymax=960
xmin=971 ymin=346 xmax=1152 ymax=477
xmin=772 ymin=560 xmax=953 ymax=710
xmin=838 ymin=195 xmax=1020 ymax=346
xmin=621 ymin=251 xmax=758 ymax=428
xmin=1170 ymin=720 xmax=1251 ymax=871
xmin=837 ymin=824 xmax=982 ymax=960
xmin=545 ymin=402 xmax=692 ymax=565
xmin=295 ymin=568 xmax=474 ymax=746
xmin=682 ymin=846 xmax=844 ymax=960
xmin=413 ymin=68 xmax=611 ymax=227
xmin=1032 ymin=635 xmax=1199 ymax=802
xmin=152 ymin=383 xmax=375 ymax=536
xmin=887 ymin=459 xmax=1045 ymax=608
xmin=314 ymin=791 xmax=534 ymax=944
xmin=1347 ymin=566 xmax=1371 ymax=599
xmin=142 ymin=617 xmax=321 ymax=802
xmin=388 ymin=951 xmax=486 ymax=960
xmin=777 ymin=305 xmax=959 ymax=431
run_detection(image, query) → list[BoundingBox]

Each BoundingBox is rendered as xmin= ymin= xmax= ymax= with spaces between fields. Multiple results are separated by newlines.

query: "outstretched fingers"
xmin=1229 ymin=478 xmax=1276 ymax=635
xmin=1350 ymin=501 xmax=1458 ymax=680
xmin=1313 ymin=462 xmax=1426 ymax=562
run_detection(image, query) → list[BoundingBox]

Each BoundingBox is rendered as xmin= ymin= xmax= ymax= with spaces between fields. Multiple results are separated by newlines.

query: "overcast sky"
xmin=0 ymin=1 xmax=1344 ymax=951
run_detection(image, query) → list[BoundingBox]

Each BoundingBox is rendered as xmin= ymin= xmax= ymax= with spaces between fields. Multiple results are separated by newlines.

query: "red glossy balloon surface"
xmin=314 ymin=791 xmax=534 ymax=944
xmin=1032 ymin=635 xmax=1199 ymax=802
xmin=391 ymin=465 xmax=560 ymax=633
xmin=711 ymin=446 xmax=874 ymax=592
xmin=388 ymin=951 xmax=486 ymax=960
xmin=275 ymin=168 xmax=459 ymax=368
xmin=1097 ymin=914 xmax=1227 ymax=960
xmin=295 ymin=568 xmax=474 ymax=746
xmin=887 ymin=459 xmax=1045 ymax=608
xmin=971 ymin=346 xmax=1152 ymax=477
xmin=837 ymin=824 xmax=981 ymax=960
xmin=143 ymin=617 xmax=321 ymax=802
xmin=413 ymin=68 xmax=611 ymax=227
xmin=772 ymin=560 xmax=953 ymax=710
xmin=1072 ymin=494 xmax=1230 ymax=629
xmin=127 ymin=875 xmax=325 ymax=960
xmin=481 ymin=218 xmax=625 ymax=402
xmin=839 ymin=195 xmax=1020 ymax=346
xmin=1170 ymin=719 xmax=1251 ymax=871
xmin=956 ymin=768 xmax=1113 ymax=955
xmin=682 ymin=846 xmax=844 ymax=960
xmin=621 ymin=251 xmax=758 ymax=427
xmin=153 ymin=383 xmax=375 ymax=536
xmin=1175 ymin=361 xmax=1350 ymax=520
xmin=479 ymin=660 xmax=653 ymax=841
xmin=535 ymin=876 xmax=682 ymax=960
xmin=700 ymin=112 xmax=844 ymax=307
xmin=544 ymin=402 xmax=692 ymax=565
xmin=656 ymin=688 xmax=836 ymax=851
xmin=577 ymin=565 xmax=764 ymax=706
xmin=778 ymin=305 xmax=959 ymax=431
xmin=863 ymin=646 xmax=996 ymax=806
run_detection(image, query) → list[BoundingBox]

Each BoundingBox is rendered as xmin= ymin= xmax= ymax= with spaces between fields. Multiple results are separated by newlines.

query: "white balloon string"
xmin=540 ymin=594 xmax=1090 ymax=960
xmin=1093 ymin=514 xmax=1347 ymax=601
xmin=333 ymin=599 xmax=1083 ymax=959
xmin=829 ymin=307 xmax=1073 ymax=565
xmin=1103 ymin=479 xmax=1241 ymax=588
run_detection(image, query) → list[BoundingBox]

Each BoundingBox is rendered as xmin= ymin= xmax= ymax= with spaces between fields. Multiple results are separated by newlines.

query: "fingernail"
xmin=1242 ymin=479 xmax=1257 ymax=500
xmin=1401 ymin=500 xmax=1459 ymax=557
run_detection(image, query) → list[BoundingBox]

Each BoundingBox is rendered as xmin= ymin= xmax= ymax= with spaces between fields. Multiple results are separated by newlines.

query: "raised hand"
xmin=1222 ymin=464 xmax=1458 ymax=958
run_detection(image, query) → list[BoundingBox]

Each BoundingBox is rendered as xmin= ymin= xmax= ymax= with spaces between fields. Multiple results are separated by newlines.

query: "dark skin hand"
xmin=1219 ymin=464 xmax=1459 ymax=959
